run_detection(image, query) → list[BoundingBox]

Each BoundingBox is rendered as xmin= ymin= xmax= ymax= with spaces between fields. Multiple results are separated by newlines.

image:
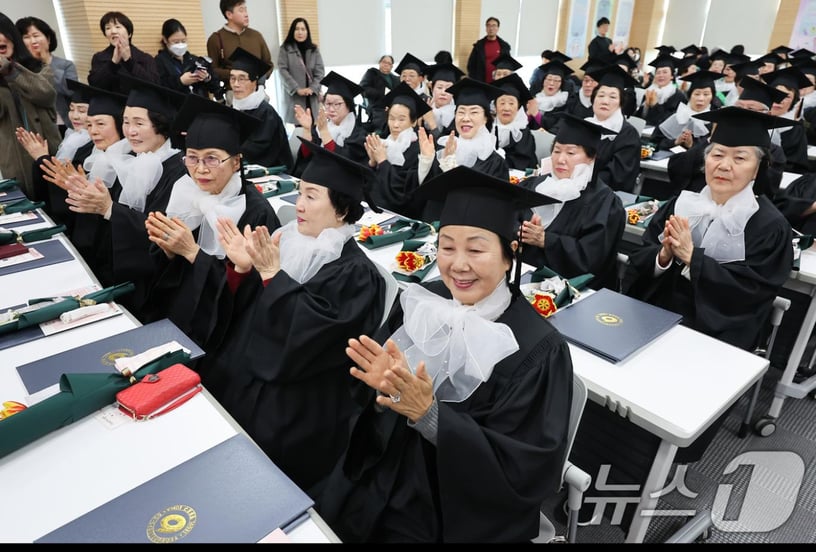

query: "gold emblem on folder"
xmin=595 ymin=312 xmax=623 ymax=326
xmin=147 ymin=505 xmax=197 ymax=543
xmin=100 ymin=348 xmax=135 ymax=366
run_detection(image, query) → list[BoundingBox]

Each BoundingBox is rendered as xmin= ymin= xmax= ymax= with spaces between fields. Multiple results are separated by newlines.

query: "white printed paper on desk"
xmin=39 ymin=302 xmax=122 ymax=336
xmin=0 ymin=247 xmax=44 ymax=268
xmin=356 ymin=210 xmax=399 ymax=228
xmin=0 ymin=212 xmax=38 ymax=225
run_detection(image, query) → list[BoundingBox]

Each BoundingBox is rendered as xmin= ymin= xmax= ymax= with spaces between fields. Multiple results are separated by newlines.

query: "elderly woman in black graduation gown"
xmin=63 ymin=77 xmax=188 ymax=317
xmin=636 ymin=53 xmax=687 ymax=127
xmin=141 ymin=94 xmax=280 ymax=352
xmin=666 ymin=77 xmax=789 ymax=198
xmin=585 ymin=65 xmax=642 ymax=193
xmin=412 ymin=78 xmax=509 ymax=222
xmin=627 ymin=107 xmax=793 ymax=352
xmin=492 ymin=72 xmax=538 ymax=171
xmin=198 ymin=139 xmax=385 ymax=498
xmin=527 ymin=60 xmax=573 ymax=132
xmin=292 ymin=70 xmax=369 ymax=176
xmin=563 ymin=60 xmax=604 ymax=120
xmin=519 ymin=114 xmax=625 ymax=289
xmin=227 ymin=47 xmax=293 ymax=171
xmin=420 ymin=62 xmax=464 ymax=141
xmin=319 ymin=167 xmax=573 ymax=543
xmin=365 ymin=82 xmax=430 ymax=218
xmin=765 ymin=66 xmax=810 ymax=174
xmin=649 ymin=71 xmax=718 ymax=152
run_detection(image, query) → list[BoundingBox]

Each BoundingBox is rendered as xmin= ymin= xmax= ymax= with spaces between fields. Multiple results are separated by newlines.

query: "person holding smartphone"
xmin=155 ymin=18 xmax=220 ymax=99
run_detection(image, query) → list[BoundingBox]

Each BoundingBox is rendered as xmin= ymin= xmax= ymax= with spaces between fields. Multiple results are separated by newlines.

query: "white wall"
xmin=481 ymin=0 xmax=521 ymax=50
xmin=200 ymin=0 xmax=279 ymax=60
xmin=702 ymin=0 xmax=781 ymax=56
xmin=2 ymin=0 xmax=66 ymax=58
xmin=391 ymin=0 xmax=453 ymax=63
xmin=517 ymin=0 xmax=559 ymax=57
xmin=660 ymin=0 xmax=709 ymax=52
xmin=318 ymin=0 xmax=384 ymax=66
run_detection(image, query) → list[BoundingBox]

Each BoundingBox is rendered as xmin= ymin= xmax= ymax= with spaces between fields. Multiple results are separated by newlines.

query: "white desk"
xmin=807 ymin=144 xmax=816 ymax=162
xmin=640 ymin=156 xmax=801 ymax=192
xmin=0 ymin=208 xmax=338 ymax=543
xmin=569 ymin=324 xmax=768 ymax=543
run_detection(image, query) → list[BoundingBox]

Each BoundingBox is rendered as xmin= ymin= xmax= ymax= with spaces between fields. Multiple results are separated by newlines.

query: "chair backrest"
xmin=373 ymin=261 xmax=401 ymax=328
xmin=276 ymin=204 xmax=297 ymax=226
xmin=563 ymin=374 xmax=588 ymax=482
xmin=533 ymin=130 xmax=555 ymax=165
xmin=288 ymin=126 xmax=305 ymax=161
xmin=627 ymin=115 xmax=647 ymax=137
xmin=616 ymin=252 xmax=630 ymax=294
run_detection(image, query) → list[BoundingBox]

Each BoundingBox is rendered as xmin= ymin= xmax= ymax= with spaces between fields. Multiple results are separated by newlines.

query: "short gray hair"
xmin=703 ymin=143 xmax=766 ymax=163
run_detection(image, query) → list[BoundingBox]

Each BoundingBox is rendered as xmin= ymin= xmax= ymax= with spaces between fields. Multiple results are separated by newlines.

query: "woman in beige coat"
xmin=0 ymin=12 xmax=60 ymax=199
xmin=276 ymin=17 xmax=324 ymax=125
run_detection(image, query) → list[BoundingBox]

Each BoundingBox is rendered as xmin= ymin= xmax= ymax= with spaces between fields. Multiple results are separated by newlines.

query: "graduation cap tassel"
xmin=513 ymin=215 xmax=524 ymax=288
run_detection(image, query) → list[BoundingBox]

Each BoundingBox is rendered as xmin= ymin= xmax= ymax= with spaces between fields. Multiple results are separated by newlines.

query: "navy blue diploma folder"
xmin=16 ymin=319 xmax=205 ymax=397
xmin=547 ymin=288 xmax=682 ymax=363
xmin=36 ymin=434 xmax=315 ymax=543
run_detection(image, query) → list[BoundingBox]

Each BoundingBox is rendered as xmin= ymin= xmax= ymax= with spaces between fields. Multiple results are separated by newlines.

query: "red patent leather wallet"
xmin=116 ymin=363 xmax=202 ymax=420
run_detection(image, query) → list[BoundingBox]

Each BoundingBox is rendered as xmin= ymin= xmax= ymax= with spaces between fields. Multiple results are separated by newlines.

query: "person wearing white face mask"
xmin=155 ymin=18 xmax=219 ymax=99
xmin=519 ymin=113 xmax=625 ymax=289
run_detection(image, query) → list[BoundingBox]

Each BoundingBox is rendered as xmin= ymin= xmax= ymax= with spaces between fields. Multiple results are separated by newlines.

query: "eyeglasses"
xmin=544 ymin=76 xmax=563 ymax=84
xmin=229 ymin=75 xmax=251 ymax=83
xmin=183 ymin=154 xmax=235 ymax=168
xmin=324 ymin=101 xmax=346 ymax=110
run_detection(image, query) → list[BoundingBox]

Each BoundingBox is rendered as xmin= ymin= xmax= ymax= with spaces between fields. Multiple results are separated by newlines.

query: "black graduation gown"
xmin=563 ymin=95 xmax=594 ymax=120
xmin=416 ymin=151 xmax=510 ymax=222
xmin=140 ymin=184 xmax=281 ymax=352
xmin=773 ymin=172 xmax=816 ymax=234
xmin=649 ymin=122 xmax=711 ymax=153
xmin=625 ymin=194 xmax=793 ymax=351
xmin=240 ymin=101 xmax=295 ymax=171
xmin=594 ymin=121 xmax=641 ymax=193
xmin=520 ymin=175 xmax=625 ymax=289
xmin=291 ymin=119 xmax=369 ymax=178
xmin=32 ymin=141 xmax=95 ymax=235
xmin=110 ymin=152 xmax=187 ymax=319
xmin=71 ymin=178 xmax=123 ymax=288
xmin=666 ymin=141 xmax=787 ymax=199
xmin=318 ymin=280 xmax=574 ymax=543
xmin=199 ymin=240 xmax=386 ymax=497
xmin=636 ymin=88 xmax=687 ymax=127
xmin=774 ymin=122 xmax=809 ymax=174
xmin=359 ymin=67 xmax=399 ymax=133
xmin=369 ymin=140 xmax=422 ymax=218
xmin=501 ymin=127 xmax=538 ymax=171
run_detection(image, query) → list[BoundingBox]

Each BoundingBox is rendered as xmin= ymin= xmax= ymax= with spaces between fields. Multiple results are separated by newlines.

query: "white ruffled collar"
xmin=327 ymin=112 xmax=356 ymax=147
xmin=391 ymin=280 xmax=519 ymax=402
xmin=384 ymin=126 xmax=416 ymax=166
xmin=586 ymin=109 xmax=623 ymax=139
xmin=55 ymin=128 xmax=91 ymax=162
xmin=438 ymin=125 xmax=497 ymax=167
xmin=495 ymin=108 xmax=529 ymax=147
xmin=532 ymin=163 xmax=594 ymax=228
xmin=275 ymin=221 xmax=355 ymax=283
xmin=232 ymin=85 xmax=267 ymax=111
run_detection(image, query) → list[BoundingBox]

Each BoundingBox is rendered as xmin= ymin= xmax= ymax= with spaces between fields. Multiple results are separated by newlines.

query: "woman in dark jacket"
xmin=154 ymin=18 xmax=220 ymax=99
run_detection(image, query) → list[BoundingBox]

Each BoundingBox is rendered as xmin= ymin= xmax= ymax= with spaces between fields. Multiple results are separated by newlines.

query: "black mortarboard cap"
xmin=228 ymin=47 xmax=272 ymax=81
xmin=681 ymin=44 xmax=702 ymax=56
xmin=791 ymin=47 xmax=816 ymax=60
xmin=613 ymin=52 xmax=637 ymax=70
xmin=378 ymin=81 xmax=432 ymax=118
xmin=649 ymin=53 xmax=677 ymax=71
xmin=444 ymin=77 xmax=504 ymax=111
xmin=680 ymin=70 xmax=720 ymax=93
xmin=298 ymin=137 xmax=381 ymax=212
xmin=655 ymin=45 xmax=677 ymax=55
xmin=693 ymin=106 xmax=795 ymax=149
xmin=414 ymin=166 xmax=556 ymax=243
xmin=65 ymin=79 xmax=92 ymax=105
xmin=424 ymin=62 xmax=465 ymax=84
xmin=709 ymin=49 xmax=740 ymax=66
xmin=770 ymin=45 xmax=795 ymax=56
xmin=730 ymin=60 xmax=761 ymax=80
xmin=737 ymin=76 xmax=789 ymax=107
xmin=321 ymin=71 xmax=364 ymax=101
xmin=492 ymin=52 xmax=523 ymax=72
xmin=676 ymin=56 xmax=698 ymax=73
xmin=121 ymin=75 xmax=186 ymax=121
xmin=580 ymin=59 xmax=608 ymax=75
xmin=587 ymin=64 xmax=639 ymax=91
xmin=764 ymin=66 xmax=812 ymax=91
xmin=492 ymin=73 xmax=534 ymax=105
xmin=69 ymin=80 xmax=126 ymax=117
xmin=754 ymin=53 xmax=784 ymax=68
xmin=395 ymin=53 xmax=429 ymax=76
xmin=541 ymin=50 xmax=572 ymax=64
xmin=554 ymin=112 xmax=614 ymax=150
xmin=173 ymin=94 xmax=261 ymax=155
xmin=792 ymin=58 xmax=816 ymax=77
xmin=538 ymin=60 xmax=575 ymax=78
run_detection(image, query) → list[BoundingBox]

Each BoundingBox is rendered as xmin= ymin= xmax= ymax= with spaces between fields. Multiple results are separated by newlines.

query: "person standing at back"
xmin=206 ymin=1 xmax=272 ymax=92
xmin=587 ymin=17 xmax=618 ymax=65
xmin=87 ymin=11 xmax=158 ymax=95
xmin=277 ymin=17 xmax=324 ymax=125
xmin=466 ymin=16 xmax=511 ymax=84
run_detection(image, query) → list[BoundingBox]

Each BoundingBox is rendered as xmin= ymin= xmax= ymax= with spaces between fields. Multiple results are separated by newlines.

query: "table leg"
xmin=625 ymin=439 xmax=678 ymax=543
